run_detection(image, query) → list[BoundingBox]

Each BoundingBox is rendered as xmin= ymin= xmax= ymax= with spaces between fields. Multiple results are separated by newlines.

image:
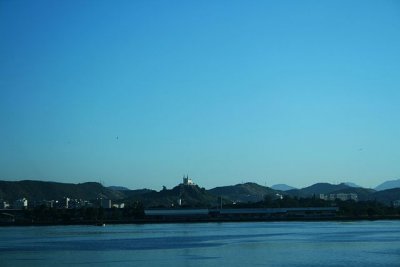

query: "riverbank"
xmin=2 ymin=206 xmax=400 ymax=226
xmin=1 ymin=215 xmax=400 ymax=227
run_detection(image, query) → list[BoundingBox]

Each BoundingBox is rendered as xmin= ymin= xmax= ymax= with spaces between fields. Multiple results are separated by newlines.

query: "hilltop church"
xmin=182 ymin=175 xmax=195 ymax=186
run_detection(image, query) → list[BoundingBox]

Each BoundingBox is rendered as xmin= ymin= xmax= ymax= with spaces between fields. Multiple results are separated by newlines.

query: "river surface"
xmin=0 ymin=221 xmax=399 ymax=266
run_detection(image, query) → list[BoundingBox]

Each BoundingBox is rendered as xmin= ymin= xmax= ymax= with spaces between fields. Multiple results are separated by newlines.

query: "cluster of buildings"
xmin=0 ymin=197 xmax=125 ymax=210
xmin=319 ymin=193 xmax=358 ymax=202
xmin=1 ymin=198 xmax=28 ymax=210
xmin=319 ymin=192 xmax=400 ymax=208
xmin=393 ymin=200 xmax=400 ymax=208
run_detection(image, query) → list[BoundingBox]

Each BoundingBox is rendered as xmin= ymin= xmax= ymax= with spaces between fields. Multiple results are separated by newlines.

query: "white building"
xmin=319 ymin=194 xmax=328 ymax=201
xmin=112 ymin=203 xmax=125 ymax=209
xmin=59 ymin=197 xmax=70 ymax=209
xmin=183 ymin=175 xmax=195 ymax=186
xmin=335 ymin=193 xmax=358 ymax=201
xmin=14 ymin=198 xmax=28 ymax=209
xmin=0 ymin=201 xmax=10 ymax=209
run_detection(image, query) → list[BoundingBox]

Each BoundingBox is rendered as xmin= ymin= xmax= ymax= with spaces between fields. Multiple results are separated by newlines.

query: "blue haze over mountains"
xmin=374 ymin=179 xmax=400 ymax=191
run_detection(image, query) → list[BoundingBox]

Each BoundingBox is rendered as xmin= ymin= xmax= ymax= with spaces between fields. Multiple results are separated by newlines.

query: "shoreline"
xmin=1 ymin=215 xmax=400 ymax=227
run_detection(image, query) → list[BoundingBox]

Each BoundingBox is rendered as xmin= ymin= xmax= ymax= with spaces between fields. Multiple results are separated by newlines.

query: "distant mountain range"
xmin=107 ymin=186 xmax=131 ymax=191
xmin=283 ymin=183 xmax=376 ymax=201
xmin=285 ymin=183 xmax=350 ymax=198
xmin=344 ymin=182 xmax=362 ymax=188
xmin=375 ymin=179 xmax=400 ymax=191
xmin=1 ymin=179 xmax=399 ymax=207
xmin=271 ymin=184 xmax=296 ymax=191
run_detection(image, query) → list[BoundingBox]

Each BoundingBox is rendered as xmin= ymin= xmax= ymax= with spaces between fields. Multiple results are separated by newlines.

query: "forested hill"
xmin=127 ymin=184 xmax=219 ymax=208
xmin=209 ymin=182 xmax=279 ymax=203
xmin=0 ymin=180 xmax=126 ymax=201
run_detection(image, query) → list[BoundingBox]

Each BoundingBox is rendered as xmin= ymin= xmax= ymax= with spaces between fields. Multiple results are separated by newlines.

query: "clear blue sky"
xmin=1 ymin=0 xmax=399 ymax=190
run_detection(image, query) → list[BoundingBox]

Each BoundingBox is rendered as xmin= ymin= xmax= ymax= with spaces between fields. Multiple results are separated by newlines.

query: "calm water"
xmin=0 ymin=221 xmax=399 ymax=267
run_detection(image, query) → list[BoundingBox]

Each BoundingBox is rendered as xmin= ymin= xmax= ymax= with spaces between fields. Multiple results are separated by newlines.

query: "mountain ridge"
xmin=271 ymin=184 xmax=296 ymax=191
xmin=0 ymin=180 xmax=125 ymax=201
xmin=375 ymin=179 xmax=400 ymax=191
xmin=1 ymin=179 xmax=399 ymax=208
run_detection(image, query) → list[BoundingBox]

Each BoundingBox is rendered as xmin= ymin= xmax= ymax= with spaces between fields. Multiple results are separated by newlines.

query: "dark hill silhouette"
xmin=286 ymin=183 xmax=351 ymax=198
xmin=303 ymin=183 xmax=351 ymax=195
xmin=271 ymin=184 xmax=296 ymax=191
xmin=208 ymin=182 xmax=279 ymax=203
xmin=127 ymin=184 xmax=218 ymax=208
xmin=108 ymin=186 xmax=130 ymax=191
xmin=121 ymin=188 xmax=156 ymax=198
xmin=0 ymin=180 xmax=125 ymax=201
xmin=370 ymin=188 xmax=400 ymax=205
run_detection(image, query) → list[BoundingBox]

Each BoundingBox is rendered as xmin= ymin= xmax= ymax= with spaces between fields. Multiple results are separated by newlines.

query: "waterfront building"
xmin=0 ymin=201 xmax=10 ymax=209
xmin=33 ymin=200 xmax=55 ymax=208
xmin=112 ymin=203 xmax=125 ymax=209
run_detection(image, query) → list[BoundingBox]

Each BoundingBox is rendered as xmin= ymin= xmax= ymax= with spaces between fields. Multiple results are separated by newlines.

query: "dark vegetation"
xmin=137 ymin=184 xmax=218 ymax=208
xmin=12 ymin=201 xmax=145 ymax=225
xmin=6 ymin=195 xmax=399 ymax=226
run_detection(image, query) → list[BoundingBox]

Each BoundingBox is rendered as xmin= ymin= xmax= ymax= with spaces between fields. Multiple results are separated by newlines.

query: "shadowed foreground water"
xmin=1 ymin=221 xmax=399 ymax=266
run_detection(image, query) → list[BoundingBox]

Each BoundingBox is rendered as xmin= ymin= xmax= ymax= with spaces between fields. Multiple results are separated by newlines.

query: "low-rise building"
xmin=0 ymin=201 xmax=10 ymax=209
xmin=319 ymin=194 xmax=328 ymax=201
xmin=393 ymin=200 xmax=400 ymax=208
xmin=320 ymin=193 xmax=358 ymax=202
xmin=112 ymin=203 xmax=125 ymax=209
xmin=335 ymin=193 xmax=358 ymax=201
xmin=33 ymin=200 xmax=55 ymax=208
xmin=13 ymin=198 xmax=28 ymax=209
